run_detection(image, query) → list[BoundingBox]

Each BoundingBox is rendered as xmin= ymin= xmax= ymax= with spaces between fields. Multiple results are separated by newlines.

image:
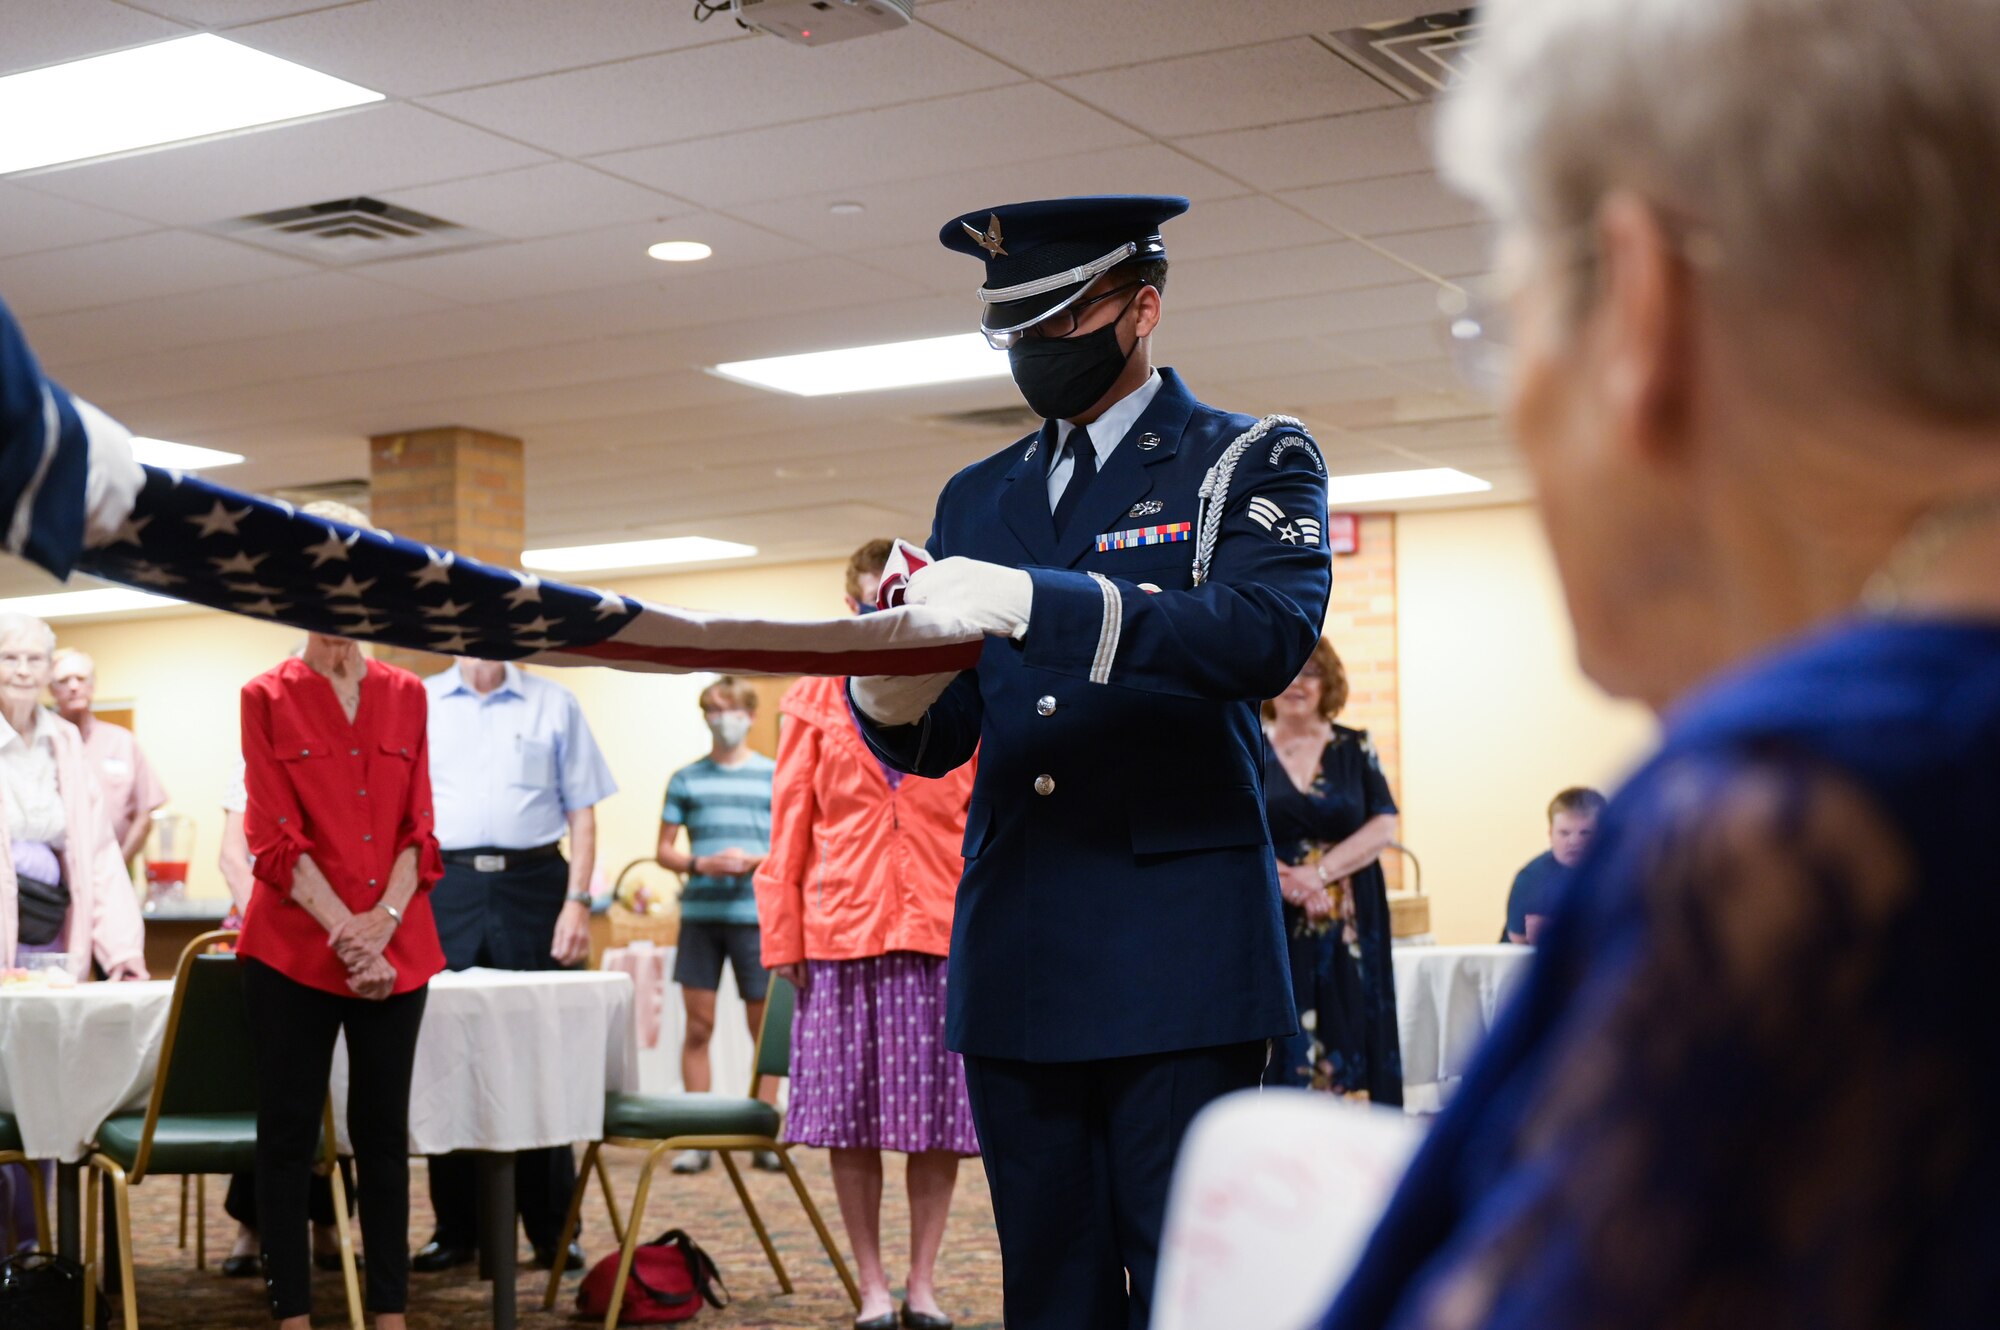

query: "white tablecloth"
xmin=1393 ymin=944 xmax=1535 ymax=1114
xmin=0 ymin=967 xmax=637 ymax=1162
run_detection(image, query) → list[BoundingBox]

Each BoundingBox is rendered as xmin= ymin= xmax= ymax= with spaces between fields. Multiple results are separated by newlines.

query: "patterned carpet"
xmin=102 ymin=1149 xmax=1002 ymax=1329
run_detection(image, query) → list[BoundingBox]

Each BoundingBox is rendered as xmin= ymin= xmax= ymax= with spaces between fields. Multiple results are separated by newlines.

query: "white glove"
xmin=905 ymin=556 xmax=1033 ymax=640
xmin=72 ymin=395 xmax=145 ymax=549
xmin=849 ymin=672 xmax=958 ymax=728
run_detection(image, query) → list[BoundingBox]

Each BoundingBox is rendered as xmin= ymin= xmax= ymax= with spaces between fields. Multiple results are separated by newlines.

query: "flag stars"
xmin=111 ymin=514 xmax=151 ymax=547
xmin=304 ymin=527 xmax=356 ymax=567
xmin=429 ymin=631 xmax=472 ymax=653
xmin=210 ymin=550 xmax=268 ymax=576
xmin=424 ymin=599 xmax=470 ymax=620
xmin=592 ymin=591 xmax=627 ymax=619
xmin=237 ymin=597 xmax=288 ymax=617
xmin=505 ymin=572 xmax=541 ymax=608
xmin=413 ymin=547 xmax=454 ymax=587
xmin=320 ymin=574 xmax=377 ymax=599
xmin=187 ymin=500 xmax=252 ymax=538
xmin=128 ymin=562 xmax=183 ymax=587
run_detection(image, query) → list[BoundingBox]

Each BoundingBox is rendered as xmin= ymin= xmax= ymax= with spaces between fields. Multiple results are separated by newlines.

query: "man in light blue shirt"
xmin=414 ymin=657 xmax=616 ymax=1277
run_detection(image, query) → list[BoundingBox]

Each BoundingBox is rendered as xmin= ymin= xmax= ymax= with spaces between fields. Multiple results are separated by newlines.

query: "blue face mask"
xmin=855 ymin=602 xmax=879 ymax=615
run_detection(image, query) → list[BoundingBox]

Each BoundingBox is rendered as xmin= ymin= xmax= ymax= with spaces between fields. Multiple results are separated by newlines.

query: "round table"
xmin=1392 ymin=943 xmax=1536 ymax=1113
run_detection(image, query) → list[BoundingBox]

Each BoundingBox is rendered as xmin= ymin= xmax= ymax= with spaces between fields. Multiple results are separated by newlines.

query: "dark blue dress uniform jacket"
xmin=857 ymin=368 xmax=1332 ymax=1063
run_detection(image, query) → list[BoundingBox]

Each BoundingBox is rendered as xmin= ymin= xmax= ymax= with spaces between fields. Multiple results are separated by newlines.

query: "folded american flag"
xmin=73 ymin=467 xmax=983 ymax=676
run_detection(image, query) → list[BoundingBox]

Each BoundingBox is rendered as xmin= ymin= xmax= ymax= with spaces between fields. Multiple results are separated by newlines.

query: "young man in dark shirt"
xmin=1505 ymin=787 xmax=1606 ymax=943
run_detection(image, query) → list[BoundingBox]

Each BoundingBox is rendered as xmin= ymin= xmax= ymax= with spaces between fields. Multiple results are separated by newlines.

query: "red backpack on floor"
xmin=577 ymin=1229 xmax=728 ymax=1324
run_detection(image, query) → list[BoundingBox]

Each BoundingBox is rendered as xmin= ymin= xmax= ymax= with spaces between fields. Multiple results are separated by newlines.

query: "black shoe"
xmin=410 ymin=1239 xmax=476 ymax=1273
xmin=854 ymin=1315 xmax=897 ymax=1330
xmin=751 ymin=1149 xmax=785 ymax=1173
xmin=901 ymin=1304 xmax=953 ymax=1330
xmin=531 ymin=1241 xmax=585 ymax=1273
xmin=219 ymin=1253 xmax=258 ymax=1278
xmin=313 ymin=1249 xmax=362 ymax=1273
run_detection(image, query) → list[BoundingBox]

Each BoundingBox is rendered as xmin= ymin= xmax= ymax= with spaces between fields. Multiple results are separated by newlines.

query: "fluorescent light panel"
xmin=0 ymin=588 xmax=181 ymax=620
xmin=0 ymin=34 xmax=382 ymax=176
xmin=130 ymin=437 xmax=244 ymax=470
xmin=1327 ymin=468 xmax=1491 ymax=505
xmin=712 ymin=333 xmax=1010 ymax=397
xmin=521 ymin=537 xmax=758 ymax=574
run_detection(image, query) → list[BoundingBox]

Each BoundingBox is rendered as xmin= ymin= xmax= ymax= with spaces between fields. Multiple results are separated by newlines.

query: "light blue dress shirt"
xmin=1045 ymin=368 xmax=1164 ymax=509
xmin=424 ymin=663 xmax=617 ymax=851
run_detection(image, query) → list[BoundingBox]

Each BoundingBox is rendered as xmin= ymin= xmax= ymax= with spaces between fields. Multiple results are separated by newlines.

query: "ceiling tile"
xmin=1178 ymin=105 xmax=1435 ymax=192
xmin=230 ymin=0 xmax=742 ymax=97
xmin=1369 ymin=223 xmax=1494 ymax=280
xmin=726 ymin=142 xmax=1242 ymax=253
xmin=0 ymin=2 xmax=188 ymax=78
xmin=1281 ymin=171 xmax=1484 ymax=237
xmin=0 ymin=231 xmax=312 ymax=317
xmin=381 ymin=163 xmax=694 ymax=240
xmin=922 ymin=0 xmax=1420 ymax=78
xmin=0 ymin=183 xmax=154 ymax=259
xmin=19 ymin=103 xmax=551 ymax=227
xmin=1166 ymin=280 xmax=1444 ymax=349
xmin=420 ymin=24 xmax=1019 ymax=158
xmin=351 ymin=215 xmax=811 ymax=304
xmin=1318 ymin=321 xmax=1450 ymax=367
xmin=1166 ymin=241 xmax=1416 ymax=311
xmin=1164 ymin=195 xmax=1337 ymax=262
xmin=131 ymin=0 xmax=349 ymax=24
xmin=1055 ymin=38 xmax=1401 ymax=137
xmin=591 ymin=83 xmax=1140 ymax=210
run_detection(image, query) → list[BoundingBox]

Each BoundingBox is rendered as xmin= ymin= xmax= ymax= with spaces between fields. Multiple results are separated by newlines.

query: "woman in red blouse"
xmin=240 ymin=548 xmax=445 ymax=1330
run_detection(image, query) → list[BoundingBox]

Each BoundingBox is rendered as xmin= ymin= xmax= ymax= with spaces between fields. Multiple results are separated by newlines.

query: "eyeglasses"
xmin=984 ymin=282 xmax=1145 ymax=351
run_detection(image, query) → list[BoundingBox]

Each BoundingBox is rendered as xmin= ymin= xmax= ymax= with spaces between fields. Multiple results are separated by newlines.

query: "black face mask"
xmin=1007 ymin=296 xmax=1139 ymax=421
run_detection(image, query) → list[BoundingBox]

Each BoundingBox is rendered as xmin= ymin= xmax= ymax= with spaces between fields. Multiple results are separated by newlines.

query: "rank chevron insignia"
xmin=1247 ymin=496 xmax=1286 ymax=530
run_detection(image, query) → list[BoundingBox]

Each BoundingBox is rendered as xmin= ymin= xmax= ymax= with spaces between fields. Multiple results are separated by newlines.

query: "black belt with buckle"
xmin=443 ymin=843 xmax=564 ymax=874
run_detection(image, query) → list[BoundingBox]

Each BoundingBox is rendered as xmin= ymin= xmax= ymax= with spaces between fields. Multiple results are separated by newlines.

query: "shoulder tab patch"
xmin=1268 ymin=434 xmax=1325 ymax=475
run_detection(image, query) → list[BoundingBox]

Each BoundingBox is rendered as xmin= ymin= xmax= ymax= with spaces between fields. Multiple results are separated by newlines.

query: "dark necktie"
xmin=1051 ymin=425 xmax=1097 ymax=538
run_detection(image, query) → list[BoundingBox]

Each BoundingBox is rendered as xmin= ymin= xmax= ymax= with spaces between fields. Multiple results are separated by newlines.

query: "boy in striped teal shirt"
xmin=657 ymin=676 xmax=778 ymax=1173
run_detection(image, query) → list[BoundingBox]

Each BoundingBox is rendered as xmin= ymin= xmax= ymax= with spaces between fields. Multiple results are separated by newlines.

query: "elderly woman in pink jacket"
xmin=0 ymin=611 xmax=148 ymax=1248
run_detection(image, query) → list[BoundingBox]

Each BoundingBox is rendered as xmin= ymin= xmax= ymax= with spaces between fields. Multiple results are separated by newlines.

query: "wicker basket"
xmin=1384 ymin=843 xmax=1430 ymax=939
xmin=606 ymin=904 xmax=679 ymax=949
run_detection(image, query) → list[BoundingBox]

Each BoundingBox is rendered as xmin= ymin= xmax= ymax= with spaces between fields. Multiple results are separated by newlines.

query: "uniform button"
xmin=299 ymin=748 xmax=310 ymax=757
xmin=1033 ymin=774 xmax=1055 ymax=797
xmin=363 ymin=834 xmax=373 ymax=843
xmin=357 ymin=789 xmax=367 ymax=797
xmin=350 ymin=748 xmax=360 ymax=757
xmin=1036 ymin=695 xmax=1057 ymax=716
xmin=369 ymin=879 xmax=377 ymax=887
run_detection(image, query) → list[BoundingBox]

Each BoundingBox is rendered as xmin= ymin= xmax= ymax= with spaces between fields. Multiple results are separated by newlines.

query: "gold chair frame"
xmin=83 ymin=931 xmax=363 ymax=1330
xmin=543 ymin=991 xmax=860 ymax=1327
xmin=0 ymin=1146 xmax=49 ymax=1253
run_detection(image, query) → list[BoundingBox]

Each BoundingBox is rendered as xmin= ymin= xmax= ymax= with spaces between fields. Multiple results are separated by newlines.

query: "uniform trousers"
xmin=425 ymin=855 xmax=577 ymax=1252
xmin=961 ymin=1040 xmax=1267 ymax=1330
xmin=242 ymin=957 xmax=428 ymax=1318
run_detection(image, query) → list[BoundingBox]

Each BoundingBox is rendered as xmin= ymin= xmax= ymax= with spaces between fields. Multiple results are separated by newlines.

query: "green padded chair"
xmin=545 ymin=975 xmax=860 ymax=1328
xmin=0 ymin=1108 xmax=50 ymax=1253
xmin=84 ymin=932 xmax=361 ymax=1330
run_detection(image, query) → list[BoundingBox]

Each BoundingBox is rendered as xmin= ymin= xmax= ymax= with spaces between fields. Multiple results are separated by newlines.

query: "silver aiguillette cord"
xmin=1858 ymin=493 xmax=2000 ymax=616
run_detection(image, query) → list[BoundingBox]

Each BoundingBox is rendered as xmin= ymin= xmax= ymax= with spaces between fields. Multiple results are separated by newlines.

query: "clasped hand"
xmin=329 ymin=908 xmax=398 ymax=1000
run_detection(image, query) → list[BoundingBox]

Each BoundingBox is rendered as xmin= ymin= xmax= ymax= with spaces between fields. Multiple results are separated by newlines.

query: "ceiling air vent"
xmin=925 ymin=405 xmax=1041 ymax=435
xmin=1318 ymin=9 xmax=1481 ymax=102
xmin=214 ymin=197 xmax=493 ymax=264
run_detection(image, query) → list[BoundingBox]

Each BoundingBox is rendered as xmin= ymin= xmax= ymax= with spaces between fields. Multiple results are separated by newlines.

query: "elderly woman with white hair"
xmin=0 ymin=611 xmax=146 ymax=1250
xmin=0 ymin=611 xmax=146 ymax=980
xmin=1319 ymin=1 xmax=2000 ymax=1327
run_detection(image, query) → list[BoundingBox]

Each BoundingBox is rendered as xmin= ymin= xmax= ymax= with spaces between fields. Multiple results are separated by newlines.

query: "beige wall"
xmin=56 ymin=509 xmax=1660 ymax=944
xmin=1395 ymin=504 xmax=1658 ymax=943
xmin=57 ymin=557 xmax=854 ymax=902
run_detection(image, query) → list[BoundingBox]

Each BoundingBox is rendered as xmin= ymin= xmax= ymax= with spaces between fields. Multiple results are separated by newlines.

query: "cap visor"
xmin=982 ymin=279 xmax=1091 ymax=336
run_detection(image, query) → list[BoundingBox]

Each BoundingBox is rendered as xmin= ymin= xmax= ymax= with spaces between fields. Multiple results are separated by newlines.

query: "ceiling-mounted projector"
xmin=734 ymin=0 xmax=913 ymax=45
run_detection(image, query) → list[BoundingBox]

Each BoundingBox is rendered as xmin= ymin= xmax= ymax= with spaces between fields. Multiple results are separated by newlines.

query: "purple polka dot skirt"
xmin=784 ymin=952 xmax=981 ymax=1156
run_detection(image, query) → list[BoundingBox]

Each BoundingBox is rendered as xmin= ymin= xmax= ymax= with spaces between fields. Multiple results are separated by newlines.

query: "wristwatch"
xmin=381 ymin=902 xmax=403 ymax=926
xmin=566 ymin=891 xmax=593 ymax=906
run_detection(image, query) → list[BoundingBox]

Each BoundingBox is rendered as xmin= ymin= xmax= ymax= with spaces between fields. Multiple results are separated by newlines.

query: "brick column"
xmin=1322 ymin=512 xmax=1402 ymax=889
xmin=367 ymin=425 xmax=525 ymax=676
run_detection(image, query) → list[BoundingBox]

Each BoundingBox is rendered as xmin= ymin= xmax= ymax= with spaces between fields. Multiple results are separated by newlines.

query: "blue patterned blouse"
xmin=1322 ymin=616 xmax=2000 ymax=1330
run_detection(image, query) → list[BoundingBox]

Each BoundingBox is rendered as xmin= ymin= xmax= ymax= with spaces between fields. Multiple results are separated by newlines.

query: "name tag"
xmin=1096 ymin=521 xmax=1191 ymax=553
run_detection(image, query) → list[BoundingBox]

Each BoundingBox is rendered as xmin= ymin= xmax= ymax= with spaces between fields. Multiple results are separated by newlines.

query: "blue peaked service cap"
xmin=939 ymin=195 xmax=1189 ymax=337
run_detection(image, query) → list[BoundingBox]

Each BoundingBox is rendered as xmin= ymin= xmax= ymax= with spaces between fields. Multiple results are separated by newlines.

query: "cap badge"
xmin=963 ymin=212 xmax=1007 ymax=258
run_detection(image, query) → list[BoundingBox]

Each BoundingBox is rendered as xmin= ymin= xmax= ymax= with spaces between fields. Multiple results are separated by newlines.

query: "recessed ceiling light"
xmin=647 ymin=240 xmax=713 ymax=262
xmin=0 ymin=588 xmax=182 ymax=620
xmin=1327 ymin=467 xmax=1492 ymax=505
xmin=712 ymin=332 xmax=1010 ymax=397
xmin=130 ymin=437 xmax=245 ymax=470
xmin=829 ymin=201 xmax=865 ymax=215
xmin=0 ymin=34 xmax=383 ymax=177
xmin=521 ymin=536 xmax=757 ymax=574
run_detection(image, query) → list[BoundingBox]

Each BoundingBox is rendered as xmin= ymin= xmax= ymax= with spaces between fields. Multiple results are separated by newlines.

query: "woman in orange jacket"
xmin=754 ymin=544 xmax=980 ymax=1330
